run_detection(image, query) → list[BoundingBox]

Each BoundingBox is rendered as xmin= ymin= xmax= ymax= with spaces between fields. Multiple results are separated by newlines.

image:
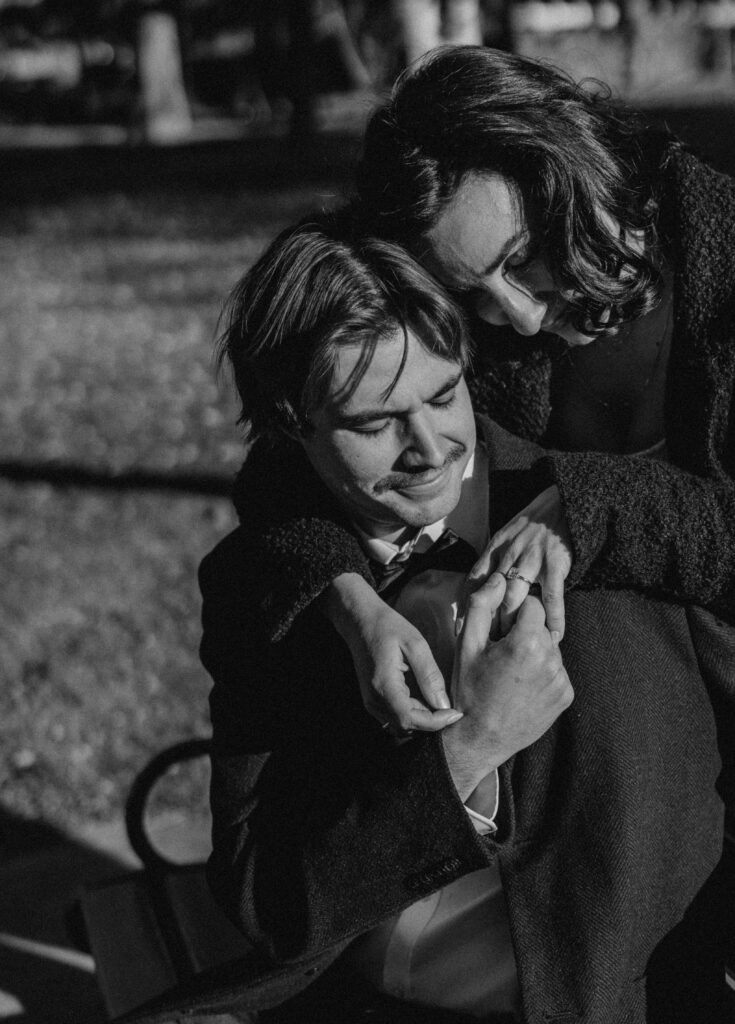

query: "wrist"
xmin=442 ymin=719 xmax=505 ymax=803
xmin=321 ymin=573 xmax=377 ymax=637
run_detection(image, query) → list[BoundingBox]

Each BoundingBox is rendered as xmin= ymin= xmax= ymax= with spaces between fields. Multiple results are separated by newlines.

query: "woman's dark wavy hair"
xmin=218 ymin=210 xmax=471 ymax=443
xmin=356 ymin=45 xmax=675 ymax=336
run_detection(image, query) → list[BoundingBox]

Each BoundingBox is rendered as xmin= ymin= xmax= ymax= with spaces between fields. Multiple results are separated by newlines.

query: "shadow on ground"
xmin=0 ymin=808 xmax=132 ymax=1024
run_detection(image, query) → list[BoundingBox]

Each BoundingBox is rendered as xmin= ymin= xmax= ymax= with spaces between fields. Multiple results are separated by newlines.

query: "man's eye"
xmin=354 ymin=420 xmax=391 ymax=435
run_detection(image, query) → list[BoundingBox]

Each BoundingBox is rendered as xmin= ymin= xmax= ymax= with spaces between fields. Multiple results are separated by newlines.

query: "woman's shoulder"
xmin=659 ymin=144 xmax=735 ymax=325
xmin=662 ymin=145 xmax=735 ymax=243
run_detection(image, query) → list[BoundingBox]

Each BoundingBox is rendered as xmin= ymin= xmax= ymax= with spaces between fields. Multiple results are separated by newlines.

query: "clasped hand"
xmin=444 ymin=574 xmax=573 ymax=800
xmin=324 ymin=484 xmax=573 ymax=734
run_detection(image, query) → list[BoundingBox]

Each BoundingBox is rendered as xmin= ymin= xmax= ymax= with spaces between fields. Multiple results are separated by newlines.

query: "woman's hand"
xmin=322 ymin=574 xmax=464 ymax=734
xmin=459 ymin=485 xmax=573 ymax=637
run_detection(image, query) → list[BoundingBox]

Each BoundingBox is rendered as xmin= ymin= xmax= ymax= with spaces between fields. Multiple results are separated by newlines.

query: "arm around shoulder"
xmin=230 ymin=438 xmax=376 ymax=642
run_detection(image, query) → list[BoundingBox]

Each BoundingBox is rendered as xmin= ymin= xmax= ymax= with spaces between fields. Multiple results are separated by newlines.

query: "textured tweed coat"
xmin=232 ymin=147 xmax=735 ymax=641
xmin=192 ymin=419 xmax=735 ymax=1024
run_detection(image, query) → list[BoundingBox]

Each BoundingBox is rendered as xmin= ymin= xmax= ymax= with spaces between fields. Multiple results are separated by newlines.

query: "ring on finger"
xmin=503 ymin=567 xmax=537 ymax=586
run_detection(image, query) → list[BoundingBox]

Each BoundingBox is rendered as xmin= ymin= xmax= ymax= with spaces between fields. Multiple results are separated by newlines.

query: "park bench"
xmin=77 ymin=739 xmax=258 ymax=1024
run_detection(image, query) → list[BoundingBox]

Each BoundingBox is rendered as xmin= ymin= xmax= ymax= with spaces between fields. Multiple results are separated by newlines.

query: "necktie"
xmin=373 ymin=529 xmax=478 ymax=601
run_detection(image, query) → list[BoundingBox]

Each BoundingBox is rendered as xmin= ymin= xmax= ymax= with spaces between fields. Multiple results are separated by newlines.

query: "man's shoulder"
xmin=199 ymin=526 xmax=262 ymax=607
xmin=477 ymin=414 xmax=544 ymax=472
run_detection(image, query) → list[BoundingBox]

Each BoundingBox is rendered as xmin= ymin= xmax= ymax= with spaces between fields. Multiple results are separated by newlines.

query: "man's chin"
xmin=387 ymin=482 xmax=462 ymax=530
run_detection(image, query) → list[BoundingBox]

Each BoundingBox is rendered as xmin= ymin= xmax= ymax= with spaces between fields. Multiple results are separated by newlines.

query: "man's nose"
xmin=401 ymin=414 xmax=445 ymax=468
xmin=474 ymin=283 xmax=547 ymax=336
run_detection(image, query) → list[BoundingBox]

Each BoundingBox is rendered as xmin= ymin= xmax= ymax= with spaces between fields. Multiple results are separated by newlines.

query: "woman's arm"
xmin=545 ymin=449 xmax=735 ymax=620
xmin=231 ymin=438 xmax=455 ymax=728
xmin=233 ymin=438 xmax=375 ymax=642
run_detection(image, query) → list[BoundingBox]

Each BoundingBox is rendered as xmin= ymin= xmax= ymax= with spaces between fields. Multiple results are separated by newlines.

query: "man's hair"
xmin=218 ymin=211 xmax=471 ymax=442
xmin=356 ymin=45 xmax=676 ymax=336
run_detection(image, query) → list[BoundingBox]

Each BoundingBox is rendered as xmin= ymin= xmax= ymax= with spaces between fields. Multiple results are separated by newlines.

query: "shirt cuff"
xmin=464 ymin=769 xmax=500 ymax=835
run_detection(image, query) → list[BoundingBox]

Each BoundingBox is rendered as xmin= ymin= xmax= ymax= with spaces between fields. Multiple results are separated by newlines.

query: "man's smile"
xmin=376 ymin=444 xmax=468 ymax=495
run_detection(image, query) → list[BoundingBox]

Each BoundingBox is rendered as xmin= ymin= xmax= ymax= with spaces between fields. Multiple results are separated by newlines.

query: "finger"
xmin=499 ymin=578 xmax=530 ymax=634
xmin=406 ymin=704 xmax=464 ymax=732
xmin=405 ymin=639 xmax=450 ymax=710
xmin=541 ymin=575 xmax=567 ymax=639
xmin=457 ymin=542 xmax=504 ymax=625
xmin=512 ymin=593 xmax=547 ymax=632
xmin=459 ymin=572 xmax=506 ymax=651
xmin=363 ymin=679 xmax=413 ymax=733
xmin=366 ymin=694 xmax=416 ymax=734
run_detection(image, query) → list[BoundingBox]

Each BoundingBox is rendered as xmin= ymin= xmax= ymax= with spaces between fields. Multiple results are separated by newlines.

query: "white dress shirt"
xmin=348 ymin=443 xmax=521 ymax=1019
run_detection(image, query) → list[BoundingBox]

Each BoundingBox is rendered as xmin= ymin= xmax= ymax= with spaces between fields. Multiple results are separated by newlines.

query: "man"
xmin=196 ymin=217 xmax=730 ymax=1024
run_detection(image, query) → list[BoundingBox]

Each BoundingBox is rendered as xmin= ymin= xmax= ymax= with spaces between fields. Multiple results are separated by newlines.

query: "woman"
xmin=232 ymin=45 xmax=735 ymax=732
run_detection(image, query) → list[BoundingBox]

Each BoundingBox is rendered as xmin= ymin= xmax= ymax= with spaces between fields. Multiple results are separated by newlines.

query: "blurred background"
xmin=0 ymin=2 xmax=733 ymax=1022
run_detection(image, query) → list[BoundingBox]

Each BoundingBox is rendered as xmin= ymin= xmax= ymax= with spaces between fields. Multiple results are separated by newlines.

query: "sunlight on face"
xmin=422 ymin=174 xmax=598 ymax=347
xmin=300 ymin=329 xmax=476 ymax=540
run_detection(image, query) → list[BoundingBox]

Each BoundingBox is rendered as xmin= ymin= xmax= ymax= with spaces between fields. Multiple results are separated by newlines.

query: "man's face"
xmin=299 ymin=329 xmax=476 ymax=540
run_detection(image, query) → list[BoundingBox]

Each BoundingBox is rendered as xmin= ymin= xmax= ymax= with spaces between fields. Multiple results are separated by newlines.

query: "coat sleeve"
xmin=545 ymin=450 xmax=735 ymax=619
xmin=543 ymin=318 xmax=735 ymax=623
xmin=199 ymin=531 xmax=497 ymax=965
xmin=231 ymin=439 xmax=375 ymax=643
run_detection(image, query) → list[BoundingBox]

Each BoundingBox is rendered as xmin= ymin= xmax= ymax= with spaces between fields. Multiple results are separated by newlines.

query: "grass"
xmin=0 ymin=183 xmax=342 ymax=832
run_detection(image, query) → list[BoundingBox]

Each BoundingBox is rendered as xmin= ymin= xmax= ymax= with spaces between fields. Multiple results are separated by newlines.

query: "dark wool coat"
xmin=231 ymin=147 xmax=735 ymax=641
xmin=193 ymin=420 xmax=735 ymax=1024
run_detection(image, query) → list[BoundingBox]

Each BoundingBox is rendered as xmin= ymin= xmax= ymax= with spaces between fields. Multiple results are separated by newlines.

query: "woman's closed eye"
xmin=505 ymin=243 xmax=539 ymax=275
xmin=430 ymin=388 xmax=457 ymax=409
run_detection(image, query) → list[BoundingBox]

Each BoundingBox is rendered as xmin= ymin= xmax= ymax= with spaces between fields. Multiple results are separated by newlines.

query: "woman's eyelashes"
xmin=505 ymin=242 xmax=541 ymax=275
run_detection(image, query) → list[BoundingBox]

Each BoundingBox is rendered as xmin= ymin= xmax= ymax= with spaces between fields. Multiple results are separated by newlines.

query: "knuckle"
xmin=558 ymin=685 xmax=574 ymax=709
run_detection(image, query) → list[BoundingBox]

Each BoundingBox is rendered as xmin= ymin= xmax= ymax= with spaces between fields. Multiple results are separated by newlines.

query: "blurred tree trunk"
xmin=444 ymin=0 xmax=482 ymax=45
xmin=137 ymin=8 xmax=192 ymax=144
xmin=284 ymin=0 xmax=319 ymax=136
xmin=393 ymin=0 xmax=442 ymax=66
xmin=316 ymin=0 xmax=372 ymax=88
xmin=393 ymin=0 xmax=482 ymax=66
xmin=282 ymin=0 xmax=372 ymax=136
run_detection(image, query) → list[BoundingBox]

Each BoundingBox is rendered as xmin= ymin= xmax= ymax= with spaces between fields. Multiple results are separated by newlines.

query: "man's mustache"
xmin=374 ymin=444 xmax=467 ymax=493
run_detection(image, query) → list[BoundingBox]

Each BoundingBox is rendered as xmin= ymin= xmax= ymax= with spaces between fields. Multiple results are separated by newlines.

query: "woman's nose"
xmin=474 ymin=284 xmax=547 ymax=336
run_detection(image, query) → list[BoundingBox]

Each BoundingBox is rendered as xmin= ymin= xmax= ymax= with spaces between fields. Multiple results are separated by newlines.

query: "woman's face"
xmin=421 ymin=173 xmax=597 ymax=347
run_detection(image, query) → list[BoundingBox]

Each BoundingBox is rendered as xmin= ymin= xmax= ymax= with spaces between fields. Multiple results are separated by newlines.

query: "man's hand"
xmin=444 ymin=572 xmax=573 ymax=801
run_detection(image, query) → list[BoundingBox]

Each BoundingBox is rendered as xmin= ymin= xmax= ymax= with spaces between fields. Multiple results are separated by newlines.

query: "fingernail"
xmin=446 ymin=711 xmax=464 ymax=724
xmin=550 ymin=630 xmax=561 ymax=646
xmin=454 ymin=615 xmax=464 ymax=637
xmin=437 ymin=693 xmax=451 ymax=710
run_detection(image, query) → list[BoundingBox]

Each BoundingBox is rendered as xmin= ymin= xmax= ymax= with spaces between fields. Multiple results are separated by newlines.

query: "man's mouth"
xmin=392 ymin=467 xmax=448 ymax=492
xmin=376 ymin=444 xmax=466 ymax=494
